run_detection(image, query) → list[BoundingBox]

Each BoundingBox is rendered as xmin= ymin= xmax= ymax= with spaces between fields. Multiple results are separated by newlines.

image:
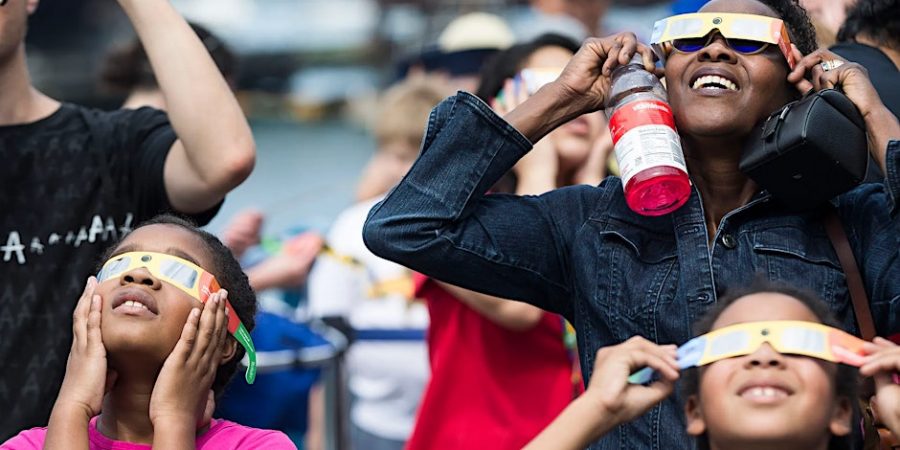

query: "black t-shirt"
xmin=0 ymin=104 xmax=219 ymax=439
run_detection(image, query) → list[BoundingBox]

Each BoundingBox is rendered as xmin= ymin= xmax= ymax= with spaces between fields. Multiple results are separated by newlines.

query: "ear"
xmin=685 ymin=395 xmax=707 ymax=436
xmin=26 ymin=0 xmax=39 ymax=14
xmin=219 ymin=338 xmax=238 ymax=365
xmin=828 ymin=396 xmax=854 ymax=437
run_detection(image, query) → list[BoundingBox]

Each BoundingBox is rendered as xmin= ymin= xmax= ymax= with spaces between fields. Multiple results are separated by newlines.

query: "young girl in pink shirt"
xmin=2 ymin=215 xmax=296 ymax=450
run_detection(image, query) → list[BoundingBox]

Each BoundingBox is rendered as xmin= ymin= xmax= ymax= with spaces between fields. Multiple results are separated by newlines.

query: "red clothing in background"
xmin=405 ymin=274 xmax=578 ymax=450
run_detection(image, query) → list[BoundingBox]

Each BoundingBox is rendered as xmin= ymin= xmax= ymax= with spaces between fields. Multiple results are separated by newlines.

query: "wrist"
xmin=151 ymin=418 xmax=196 ymax=450
xmin=50 ymin=398 xmax=96 ymax=423
xmin=505 ymin=82 xmax=578 ymax=144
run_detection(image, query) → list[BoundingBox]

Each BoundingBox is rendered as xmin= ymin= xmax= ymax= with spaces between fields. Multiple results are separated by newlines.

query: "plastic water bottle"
xmin=606 ymin=55 xmax=690 ymax=216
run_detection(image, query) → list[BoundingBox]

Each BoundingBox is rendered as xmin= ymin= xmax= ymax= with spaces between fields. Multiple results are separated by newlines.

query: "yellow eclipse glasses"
xmin=650 ymin=13 xmax=796 ymax=69
xmin=629 ymin=320 xmax=867 ymax=384
xmin=97 ymin=251 xmax=257 ymax=384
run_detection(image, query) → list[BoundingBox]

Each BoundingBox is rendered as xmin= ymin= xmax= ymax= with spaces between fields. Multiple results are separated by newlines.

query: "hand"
xmin=53 ymin=277 xmax=116 ymax=420
xmin=221 ymin=209 xmax=264 ymax=259
xmin=860 ymin=337 xmax=900 ymax=434
xmin=552 ymin=33 xmax=657 ymax=117
xmin=582 ymin=336 xmax=679 ymax=427
xmin=787 ymin=47 xmax=885 ymax=120
xmin=149 ymin=290 xmax=230 ymax=427
xmin=248 ymin=232 xmax=324 ymax=290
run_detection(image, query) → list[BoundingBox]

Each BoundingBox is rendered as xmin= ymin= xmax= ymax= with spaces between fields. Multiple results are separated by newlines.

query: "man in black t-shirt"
xmin=0 ymin=0 xmax=255 ymax=439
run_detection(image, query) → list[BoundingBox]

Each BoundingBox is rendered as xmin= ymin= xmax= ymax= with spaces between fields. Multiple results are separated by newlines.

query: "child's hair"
xmin=682 ymin=279 xmax=859 ymax=450
xmin=97 ymin=214 xmax=257 ymax=398
xmin=373 ymin=76 xmax=449 ymax=151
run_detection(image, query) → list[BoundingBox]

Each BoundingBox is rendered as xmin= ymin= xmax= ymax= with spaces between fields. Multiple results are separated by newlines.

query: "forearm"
xmin=504 ymin=82 xmax=583 ymax=144
xmin=864 ymin=106 xmax=900 ymax=175
xmin=43 ymin=403 xmax=92 ymax=450
xmin=523 ymin=395 xmax=613 ymax=450
xmin=119 ymin=0 xmax=254 ymax=197
xmin=437 ymin=282 xmax=543 ymax=331
xmin=151 ymin=419 xmax=196 ymax=450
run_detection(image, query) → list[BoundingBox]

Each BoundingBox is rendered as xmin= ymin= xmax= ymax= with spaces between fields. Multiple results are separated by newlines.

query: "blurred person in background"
xmin=303 ymin=76 xmax=448 ymax=450
xmin=404 ymin=33 xmax=610 ymax=450
xmin=830 ymin=0 xmax=899 ymax=183
xmin=399 ymin=12 xmax=515 ymax=94
xmin=0 ymin=0 xmax=254 ymax=440
xmin=799 ymin=0 xmax=855 ymax=46
xmin=100 ymin=21 xmax=238 ymax=110
xmin=832 ymin=0 xmax=899 ymax=117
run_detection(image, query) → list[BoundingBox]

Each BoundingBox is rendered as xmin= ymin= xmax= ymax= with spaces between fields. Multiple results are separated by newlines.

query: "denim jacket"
xmin=363 ymin=92 xmax=900 ymax=450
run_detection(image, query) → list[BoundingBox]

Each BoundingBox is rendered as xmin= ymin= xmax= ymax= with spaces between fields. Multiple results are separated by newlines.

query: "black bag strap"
xmin=823 ymin=207 xmax=876 ymax=340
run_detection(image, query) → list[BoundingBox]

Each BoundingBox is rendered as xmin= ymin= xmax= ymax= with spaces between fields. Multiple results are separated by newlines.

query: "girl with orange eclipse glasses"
xmin=1 ymin=215 xmax=296 ymax=450
xmin=525 ymin=282 xmax=900 ymax=450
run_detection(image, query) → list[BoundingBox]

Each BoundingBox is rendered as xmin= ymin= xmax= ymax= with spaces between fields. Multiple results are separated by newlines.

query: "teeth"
xmin=692 ymin=75 xmax=738 ymax=91
xmin=122 ymin=300 xmax=148 ymax=310
xmin=743 ymin=386 xmax=787 ymax=399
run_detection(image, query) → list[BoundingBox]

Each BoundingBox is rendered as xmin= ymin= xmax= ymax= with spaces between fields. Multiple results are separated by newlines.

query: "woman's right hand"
xmin=551 ymin=33 xmax=657 ymax=118
xmin=53 ymin=277 xmax=115 ymax=420
xmin=582 ymin=336 xmax=680 ymax=427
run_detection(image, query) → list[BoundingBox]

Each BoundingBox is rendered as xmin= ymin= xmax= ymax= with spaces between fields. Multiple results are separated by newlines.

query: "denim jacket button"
xmin=721 ymin=233 xmax=737 ymax=249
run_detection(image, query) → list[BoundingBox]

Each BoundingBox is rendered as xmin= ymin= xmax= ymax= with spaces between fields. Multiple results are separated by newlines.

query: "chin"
xmin=102 ymin=325 xmax=174 ymax=362
xmin=677 ymin=115 xmax=758 ymax=139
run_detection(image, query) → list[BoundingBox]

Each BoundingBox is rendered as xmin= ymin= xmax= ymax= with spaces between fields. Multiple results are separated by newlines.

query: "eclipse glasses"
xmin=628 ymin=320 xmax=867 ymax=384
xmin=97 ymin=251 xmax=257 ymax=384
xmin=650 ymin=13 xmax=796 ymax=69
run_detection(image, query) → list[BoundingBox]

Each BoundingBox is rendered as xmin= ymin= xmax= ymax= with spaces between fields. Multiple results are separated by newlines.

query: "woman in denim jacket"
xmin=363 ymin=0 xmax=900 ymax=448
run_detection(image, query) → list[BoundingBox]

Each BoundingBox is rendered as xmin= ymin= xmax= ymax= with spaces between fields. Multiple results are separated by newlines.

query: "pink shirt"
xmin=1 ymin=417 xmax=296 ymax=450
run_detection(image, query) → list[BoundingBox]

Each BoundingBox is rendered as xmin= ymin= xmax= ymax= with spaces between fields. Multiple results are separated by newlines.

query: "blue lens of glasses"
xmin=672 ymin=37 xmax=707 ymax=52
xmin=672 ymin=34 xmax=768 ymax=54
xmin=727 ymin=38 xmax=768 ymax=53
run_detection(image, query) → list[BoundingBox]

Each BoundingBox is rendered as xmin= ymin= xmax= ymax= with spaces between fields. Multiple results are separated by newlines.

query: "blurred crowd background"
xmin=24 ymin=0 xmax=705 ymax=235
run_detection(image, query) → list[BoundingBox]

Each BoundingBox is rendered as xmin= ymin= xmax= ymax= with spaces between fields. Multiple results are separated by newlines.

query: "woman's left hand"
xmin=787 ymin=46 xmax=884 ymax=120
xmin=860 ymin=337 xmax=900 ymax=435
xmin=787 ymin=46 xmax=899 ymax=172
xmin=149 ymin=290 xmax=230 ymax=427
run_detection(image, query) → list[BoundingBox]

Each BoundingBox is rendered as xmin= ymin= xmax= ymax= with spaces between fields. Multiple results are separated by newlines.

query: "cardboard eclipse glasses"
xmin=650 ymin=12 xmax=796 ymax=69
xmin=628 ymin=320 xmax=867 ymax=384
xmin=97 ymin=251 xmax=257 ymax=384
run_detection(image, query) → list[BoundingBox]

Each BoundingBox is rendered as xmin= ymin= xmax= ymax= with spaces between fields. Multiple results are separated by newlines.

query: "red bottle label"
xmin=608 ymin=99 xmax=686 ymax=186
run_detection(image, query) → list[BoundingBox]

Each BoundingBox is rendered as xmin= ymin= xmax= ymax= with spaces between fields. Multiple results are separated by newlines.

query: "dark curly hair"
xmin=837 ymin=0 xmax=900 ymax=50
xmin=101 ymin=22 xmax=237 ymax=93
xmin=682 ymin=279 xmax=859 ymax=450
xmin=757 ymin=0 xmax=819 ymax=55
xmin=97 ymin=214 xmax=257 ymax=398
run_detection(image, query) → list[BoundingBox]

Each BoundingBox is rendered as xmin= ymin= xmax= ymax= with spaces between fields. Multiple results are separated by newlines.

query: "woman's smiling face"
xmin=664 ymin=0 xmax=798 ymax=140
xmin=97 ymin=224 xmax=216 ymax=365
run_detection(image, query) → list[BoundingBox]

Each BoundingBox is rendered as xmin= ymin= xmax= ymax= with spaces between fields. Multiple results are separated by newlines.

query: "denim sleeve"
xmin=363 ymin=91 xmax=602 ymax=318
xmin=837 ymin=140 xmax=900 ymax=335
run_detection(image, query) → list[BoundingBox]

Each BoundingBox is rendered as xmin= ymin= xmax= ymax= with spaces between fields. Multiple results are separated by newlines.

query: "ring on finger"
xmin=820 ymin=59 xmax=845 ymax=72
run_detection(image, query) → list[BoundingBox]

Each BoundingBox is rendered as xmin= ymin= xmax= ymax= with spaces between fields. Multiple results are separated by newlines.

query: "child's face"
xmin=685 ymin=293 xmax=853 ymax=447
xmin=97 ymin=224 xmax=216 ymax=365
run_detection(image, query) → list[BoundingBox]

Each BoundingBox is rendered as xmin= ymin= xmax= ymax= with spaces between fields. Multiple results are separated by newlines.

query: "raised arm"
xmin=524 ymin=337 xmax=679 ymax=450
xmin=118 ymin=0 xmax=255 ymax=214
xmin=363 ymin=34 xmax=655 ymax=316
